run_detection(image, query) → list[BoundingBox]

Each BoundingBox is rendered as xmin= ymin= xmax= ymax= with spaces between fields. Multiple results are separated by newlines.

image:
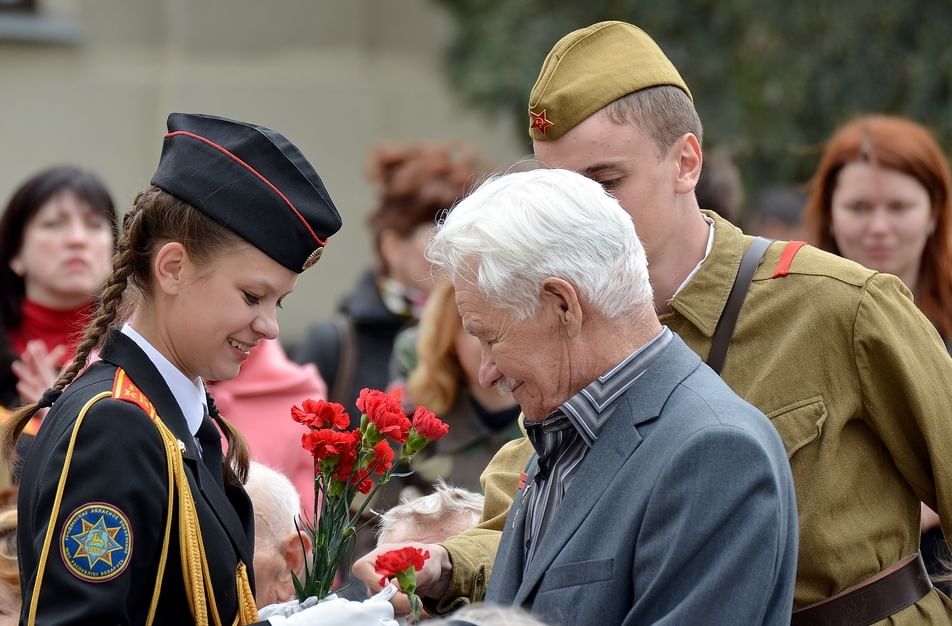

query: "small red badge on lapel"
xmin=529 ymin=110 xmax=554 ymax=135
xmin=517 ymin=471 xmax=528 ymax=491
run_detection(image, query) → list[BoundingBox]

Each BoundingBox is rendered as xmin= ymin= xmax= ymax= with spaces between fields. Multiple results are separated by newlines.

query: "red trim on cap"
xmin=164 ymin=130 xmax=326 ymax=246
xmin=771 ymin=241 xmax=807 ymax=278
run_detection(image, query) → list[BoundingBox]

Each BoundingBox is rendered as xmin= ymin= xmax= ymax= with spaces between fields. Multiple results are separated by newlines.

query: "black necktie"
xmin=196 ymin=409 xmax=225 ymax=489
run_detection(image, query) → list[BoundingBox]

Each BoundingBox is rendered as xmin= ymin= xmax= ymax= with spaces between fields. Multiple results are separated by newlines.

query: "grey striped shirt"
xmin=521 ymin=326 xmax=673 ymax=566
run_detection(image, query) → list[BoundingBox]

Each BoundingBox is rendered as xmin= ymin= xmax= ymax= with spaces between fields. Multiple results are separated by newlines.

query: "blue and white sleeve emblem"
xmin=59 ymin=502 xmax=133 ymax=582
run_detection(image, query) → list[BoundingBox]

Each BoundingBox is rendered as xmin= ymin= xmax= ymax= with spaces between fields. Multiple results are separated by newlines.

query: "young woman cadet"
xmin=3 ymin=113 xmax=394 ymax=625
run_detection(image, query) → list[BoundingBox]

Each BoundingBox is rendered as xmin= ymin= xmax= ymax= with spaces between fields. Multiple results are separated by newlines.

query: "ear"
xmin=378 ymin=229 xmax=403 ymax=277
xmin=540 ymin=277 xmax=583 ymax=338
xmin=283 ymin=530 xmax=310 ymax=577
xmin=673 ymin=133 xmax=703 ymax=195
xmin=9 ymin=256 xmax=24 ymax=277
xmin=153 ymin=242 xmax=190 ymax=296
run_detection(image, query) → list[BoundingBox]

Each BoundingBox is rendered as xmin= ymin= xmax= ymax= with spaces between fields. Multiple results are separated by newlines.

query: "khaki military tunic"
xmin=436 ymin=213 xmax=952 ymax=624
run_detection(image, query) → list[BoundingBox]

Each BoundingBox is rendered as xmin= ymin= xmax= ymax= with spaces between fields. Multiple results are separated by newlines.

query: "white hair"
xmin=245 ymin=462 xmax=300 ymax=551
xmin=427 ymin=168 xmax=652 ymax=320
xmin=376 ymin=479 xmax=484 ymax=541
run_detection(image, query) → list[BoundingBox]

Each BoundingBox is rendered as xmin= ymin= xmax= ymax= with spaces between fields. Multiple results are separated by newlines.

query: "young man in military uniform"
xmin=354 ymin=21 xmax=952 ymax=624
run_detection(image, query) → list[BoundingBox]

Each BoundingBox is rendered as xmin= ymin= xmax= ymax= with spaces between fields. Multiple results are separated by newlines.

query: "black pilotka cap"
xmin=151 ymin=112 xmax=342 ymax=272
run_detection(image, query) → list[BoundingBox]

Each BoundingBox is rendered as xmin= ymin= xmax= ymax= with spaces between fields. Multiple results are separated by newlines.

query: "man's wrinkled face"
xmin=454 ymin=278 xmax=568 ymax=422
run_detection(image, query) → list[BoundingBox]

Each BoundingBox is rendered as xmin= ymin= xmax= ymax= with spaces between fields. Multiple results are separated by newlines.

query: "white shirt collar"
xmin=121 ymin=323 xmax=207 ymax=437
xmin=671 ymin=214 xmax=715 ymax=299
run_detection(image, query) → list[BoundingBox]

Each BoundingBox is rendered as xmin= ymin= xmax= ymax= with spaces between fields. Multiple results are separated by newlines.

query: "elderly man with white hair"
xmin=376 ymin=480 xmax=484 ymax=546
xmin=356 ymin=168 xmax=798 ymax=625
xmin=245 ymin=462 xmax=311 ymax=608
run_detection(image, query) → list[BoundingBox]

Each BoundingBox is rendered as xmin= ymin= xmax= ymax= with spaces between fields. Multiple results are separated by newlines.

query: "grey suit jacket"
xmin=486 ymin=335 xmax=798 ymax=625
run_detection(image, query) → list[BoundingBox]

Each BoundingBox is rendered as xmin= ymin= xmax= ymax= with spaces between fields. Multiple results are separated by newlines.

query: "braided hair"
xmin=2 ymin=187 xmax=251 ymax=485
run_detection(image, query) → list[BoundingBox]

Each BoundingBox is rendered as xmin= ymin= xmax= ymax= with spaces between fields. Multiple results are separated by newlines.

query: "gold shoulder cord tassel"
xmin=236 ymin=562 xmax=260 ymax=624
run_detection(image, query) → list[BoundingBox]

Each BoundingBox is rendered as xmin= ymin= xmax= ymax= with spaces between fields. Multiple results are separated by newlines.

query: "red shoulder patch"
xmin=21 ymin=415 xmax=42 ymax=437
xmin=771 ymin=241 xmax=807 ymax=279
xmin=112 ymin=369 xmax=157 ymax=419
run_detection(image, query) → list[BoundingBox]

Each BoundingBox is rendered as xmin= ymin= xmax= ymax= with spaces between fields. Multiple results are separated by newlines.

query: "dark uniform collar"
xmin=99 ymin=327 xmax=200 ymax=461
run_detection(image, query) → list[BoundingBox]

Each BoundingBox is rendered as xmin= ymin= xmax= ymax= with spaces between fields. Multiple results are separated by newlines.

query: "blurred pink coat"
xmin=211 ymin=339 xmax=325 ymax=516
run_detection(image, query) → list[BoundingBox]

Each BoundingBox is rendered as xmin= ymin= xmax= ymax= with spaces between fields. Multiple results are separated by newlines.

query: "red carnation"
xmin=351 ymin=469 xmax=375 ymax=494
xmin=368 ymin=440 xmax=395 ymax=475
xmin=410 ymin=406 xmax=449 ymax=442
xmin=330 ymin=430 xmax=361 ymax=476
xmin=356 ymin=388 xmax=400 ymax=416
xmin=374 ymin=547 xmax=430 ymax=587
xmin=302 ymin=429 xmax=356 ymax=463
xmin=358 ymin=388 xmax=411 ymax=444
xmin=372 ymin=410 xmax=411 ymax=444
xmin=401 ymin=406 xmax=449 ymax=457
xmin=291 ymin=399 xmax=350 ymax=430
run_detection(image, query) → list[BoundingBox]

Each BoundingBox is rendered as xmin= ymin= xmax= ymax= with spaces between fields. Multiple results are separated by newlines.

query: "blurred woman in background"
xmin=805 ymin=114 xmax=952 ymax=345
xmin=294 ymin=143 xmax=481 ymax=422
xmin=805 ymin=113 xmax=952 ymax=589
xmin=0 ymin=166 xmax=116 ymax=478
xmin=390 ymin=281 xmax=521 ymax=501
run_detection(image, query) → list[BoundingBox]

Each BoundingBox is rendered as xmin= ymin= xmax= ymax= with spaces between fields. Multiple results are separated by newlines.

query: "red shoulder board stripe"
xmin=22 ymin=415 xmax=42 ymax=437
xmin=112 ymin=368 xmax=157 ymax=419
xmin=771 ymin=241 xmax=807 ymax=279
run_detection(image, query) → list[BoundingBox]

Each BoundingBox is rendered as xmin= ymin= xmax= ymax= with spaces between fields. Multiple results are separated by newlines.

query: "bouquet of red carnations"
xmin=290 ymin=388 xmax=448 ymax=601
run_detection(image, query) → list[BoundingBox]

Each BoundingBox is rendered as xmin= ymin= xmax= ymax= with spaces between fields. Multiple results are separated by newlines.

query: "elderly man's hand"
xmin=352 ymin=542 xmax=452 ymax=615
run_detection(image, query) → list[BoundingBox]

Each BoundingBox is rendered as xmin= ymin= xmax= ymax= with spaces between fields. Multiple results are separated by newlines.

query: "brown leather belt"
xmin=791 ymin=553 xmax=933 ymax=626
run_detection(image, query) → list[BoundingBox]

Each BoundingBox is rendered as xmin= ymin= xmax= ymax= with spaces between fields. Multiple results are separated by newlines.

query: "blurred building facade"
xmin=0 ymin=0 xmax=524 ymax=347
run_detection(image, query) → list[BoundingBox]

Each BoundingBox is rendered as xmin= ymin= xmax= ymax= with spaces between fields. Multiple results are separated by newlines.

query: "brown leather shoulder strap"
xmin=707 ymin=236 xmax=773 ymax=374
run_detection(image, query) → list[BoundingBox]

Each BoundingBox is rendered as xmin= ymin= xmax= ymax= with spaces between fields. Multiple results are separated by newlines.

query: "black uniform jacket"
xmin=18 ymin=328 xmax=260 ymax=625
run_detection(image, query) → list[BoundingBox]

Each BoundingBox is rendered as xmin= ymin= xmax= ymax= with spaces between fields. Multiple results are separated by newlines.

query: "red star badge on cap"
xmin=529 ymin=109 xmax=554 ymax=135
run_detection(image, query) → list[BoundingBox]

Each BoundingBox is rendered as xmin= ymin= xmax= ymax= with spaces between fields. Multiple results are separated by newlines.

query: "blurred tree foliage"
xmin=432 ymin=0 xmax=952 ymax=203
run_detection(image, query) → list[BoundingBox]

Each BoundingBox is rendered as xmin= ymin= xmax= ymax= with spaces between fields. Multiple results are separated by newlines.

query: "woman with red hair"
xmin=805 ymin=113 xmax=952 ymax=589
xmin=805 ymin=114 xmax=952 ymax=345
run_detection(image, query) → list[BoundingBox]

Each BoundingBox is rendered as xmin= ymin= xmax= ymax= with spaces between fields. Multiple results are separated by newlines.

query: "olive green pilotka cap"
xmin=528 ymin=21 xmax=692 ymax=141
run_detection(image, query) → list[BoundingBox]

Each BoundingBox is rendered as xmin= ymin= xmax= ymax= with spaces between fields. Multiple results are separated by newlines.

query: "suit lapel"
xmin=514 ymin=336 xmax=701 ymax=603
xmin=514 ymin=413 xmax=642 ymax=604
xmin=99 ymin=328 xmax=254 ymax=570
